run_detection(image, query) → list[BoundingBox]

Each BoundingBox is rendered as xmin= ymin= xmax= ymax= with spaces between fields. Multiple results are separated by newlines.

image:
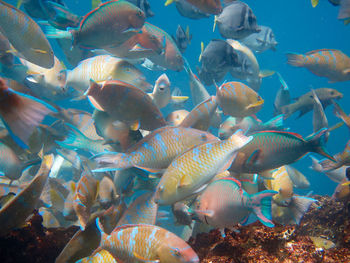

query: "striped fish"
xmin=118 ymin=192 xmax=158 ymax=225
xmin=154 ymin=130 xmax=252 ymax=205
xmin=64 ymin=55 xmax=152 ymax=93
xmin=216 ymin=81 xmax=264 ymax=118
xmin=0 ymin=0 xmax=54 ymax=68
xmin=74 ymin=174 xmax=99 ymax=230
xmin=143 ymin=22 xmax=184 ymax=71
xmin=77 ymin=250 xmax=117 ymax=263
xmin=94 ymin=126 xmax=217 ymax=173
xmin=229 ymin=129 xmax=335 ymax=174
xmin=195 ymin=177 xmax=277 ymax=228
xmin=287 ymin=49 xmax=350 ymax=82
xmin=180 ymin=96 xmax=218 ymax=131
xmin=98 ymin=224 xmax=199 ymax=263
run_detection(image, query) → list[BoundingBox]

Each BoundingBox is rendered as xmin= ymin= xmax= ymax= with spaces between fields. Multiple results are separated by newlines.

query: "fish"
xmin=332 ymin=100 xmax=350 ymax=130
xmin=216 ymin=81 xmax=264 ymax=118
xmin=77 ymin=250 xmax=117 ymax=263
xmin=86 ymin=79 xmax=166 ymax=131
xmin=0 ymin=1 xmax=54 ymax=69
xmin=63 ymin=55 xmax=152 ymax=94
xmin=0 ymin=78 xmax=56 ymax=148
xmin=166 ymin=0 xmax=222 ymax=15
xmin=195 ymin=177 xmax=277 ymax=228
xmin=97 ymin=224 xmax=199 ymax=263
xmin=93 ymin=110 xmax=131 ymax=151
xmin=73 ymin=173 xmax=99 ymax=230
xmin=310 ymin=236 xmax=336 ymax=250
xmin=98 ymin=176 xmax=118 ymax=209
xmin=274 ymin=73 xmax=291 ymax=115
xmin=0 ymin=154 xmax=53 ymax=236
xmin=226 ymin=39 xmax=273 ymax=91
xmin=338 ymin=0 xmax=350 ymax=22
xmin=174 ymin=0 xmax=210 ymax=19
xmin=63 ymin=181 xmax=78 ymax=221
xmin=229 ymin=129 xmax=335 ymax=174
xmin=0 ymin=32 xmax=14 ymax=67
xmin=321 ymin=140 xmax=350 ymax=171
xmin=172 ymin=202 xmax=194 ymax=227
xmin=148 ymin=73 xmax=188 ymax=109
xmin=22 ymin=56 xmax=66 ymax=99
xmin=39 ymin=208 xmax=60 ymax=228
xmin=21 ymin=0 xmax=66 ymax=19
xmin=272 ymin=195 xmax=316 ymax=225
xmin=241 ymin=25 xmax=278 ymax=53
xmin=198 ymin=39 xmax=239 ymax=85
xmin=56 ymin=123 xmax=112 ymax=154
xmin=55 ymin=215 xmax=102 ymax=263
xmin=118 ymin=192 xmax=158 ymax=225
xmin=309 ymin=155 xmax=347 ymax=183
xmin=154 ymin=130 xmax=252 ymax=205
xmin=333 ymin=175 xmax=350 ymax=201
xmin=286 ymin=165 xmax=310 ymax=189
xmin=286 ymin=49 xmax=350 ymax=82
xmin=213 ymin=1 xmax=260 ymax=39
xmin=180 ymin=96 xmax=218 ymax=131
xmin=44 ymin=0 xmax=145 ymax=50
xmin=127 ymin=0 xmax=154 ymax=17
xmin=166 ymin=109 xmax=190 ymax=126
xmin=94 ymin=126 xmax=217 ymax=173
xmin=143 ymin=22 xmax=184 ymax=71
xmin=219 ymin=115 xmax=284 ymax=140
xmin=281 ymin=88 xmax=343 ymax=119
xmin=312 ymin=89 xmax=329 ymax=140
xmin=98 ymin=202 xmax=127 ymax=235
xmin=173 ymin=25 xmax=192 ymax=54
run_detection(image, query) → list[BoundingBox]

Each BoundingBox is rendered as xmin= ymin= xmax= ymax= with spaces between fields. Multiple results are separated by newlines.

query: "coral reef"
xmin=0 ymin=210 xmax=79 ymax=263
xmin=189 ymin=195 xmax=350 ymax=262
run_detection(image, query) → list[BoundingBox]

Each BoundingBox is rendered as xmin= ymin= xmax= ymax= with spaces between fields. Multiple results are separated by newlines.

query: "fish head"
xmin=127 ymin=4 xmax=146 ymax=30
xmin=218 ymin=117 xmax=236 ymax=139
xmin=157 ymin=240 xmax=199 ymax=263
xmin=139 ymin=30 xmax=164 ymax=54
xmin=166 ymin=110 xmax=189 ymax=126
xmin=154 ymin=176 xmax=178 ymax=206
xmin=155 ymin=73 xmax=171 ymax=93
xmin=327 ymin=89 xmax=343 ymax=100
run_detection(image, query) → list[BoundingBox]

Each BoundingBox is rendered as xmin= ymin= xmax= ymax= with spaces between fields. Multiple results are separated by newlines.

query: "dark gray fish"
xmin=22 ymin=0 xmax=66 ymax=19
xmin=175 ymin=0 xmax=210 ymax=19
xmin=173 ymin=25 xmax=192 ymax=54
xmin=241 ymin=25 xmax=278 ymax=53
xmin=214 ymin=1 xmax=260 ymax=39
xmin=338 ymin=0 xmax=350 ymax=20
xmin=126 ymin=0 xmax=154 ymax=17
xmin=198 ymin=39 xmax=240 ymax=85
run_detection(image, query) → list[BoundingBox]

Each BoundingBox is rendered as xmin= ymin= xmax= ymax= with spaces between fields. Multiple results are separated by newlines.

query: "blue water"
xmin=6 ymin=0 xmax=350 ymax=196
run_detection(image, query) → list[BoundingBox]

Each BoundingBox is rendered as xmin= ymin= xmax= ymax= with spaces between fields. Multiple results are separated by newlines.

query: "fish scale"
xmin=154 ymin=131 xmax=251 ymax=205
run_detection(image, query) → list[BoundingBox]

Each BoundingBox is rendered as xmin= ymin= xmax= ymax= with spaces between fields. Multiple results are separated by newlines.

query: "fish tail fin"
xmin=289 ymin=196 xmax=316 ymax=224
xmin=250 ymin=190 xmax=277 ymax=227
xmin=320 ymin=158 xmax=340 ymax=171
xmin=311 ymin=0 xmax=319 ymax=7
xmin=263 ymin=114 xmax=284 ymax=129
xmin=306 ymin=128 xmax=335 ymax=162
xmin=164 ymin=0 xmax=175 ymax=6
xmin=259 ymin=70 xmax=275 ymax=78
xmin=92 ymin=152 xmax=132 ymax=172
xmin=280 ymin=104 xmax=293 ymax=119
xmin=56 ymin=123 xmax=92 ymax=150
xmin=0 ymin=81 xmax=55 ymax=148
xmin=286 ymin=53 xmax=306 ymax=67
xmin=42 ymin=24 xmax=72 ymax=40
xmin=309 ymin=155 xmax=323 ymax=172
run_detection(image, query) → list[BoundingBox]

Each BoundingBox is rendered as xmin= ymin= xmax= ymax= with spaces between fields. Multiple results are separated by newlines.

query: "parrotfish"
xmin=63 ymin=55 xmax=152 ymax=94
xmin=143 ymin=22 xmax=184 ymax=71
xmin=0 ymin=0 xmax=54 ymax=68
xmin=74 ymin=174 xmax=99 ymax=230
xmin=286 ymin=49 xmax=350 ymax=82
xmin=321 ymin=140 xmax=350 ymax=171
xmin=94 ymin=126 xmax=217 ymax=173
xmin=97 ymin=224 xmax=199 ymax=263
xmin=180 ymin=96 xmax=218 ymax=131
xmin=118 ymin=192 xmax=158 ymax=225
xmin=98 ymin=176 xmax=118 ymax=209
xmin=195 ymin=177 xmax=277 ymax=228
xmin=216 ymin=81 xmax=264 ymax=118
xmin=166 ymin=0 xmax=222 ymax=15
xmin=229 ymin=129 xmax=335 ymax=174
xmin=154 ymin=130 xmax=252 ymax=205
xmin=166 ymin=109 xmax=189 ymax=126
xmin=77 ymin=249 xmax=117 ymax=263
xmin=0 ymin=78 xmax=56 ymax=148
xmin=0 ymin=155 xmax=53 ymax=236
xmin=310 ymin=155 xmax=347 ymax=183
xmin=281 ymin=88 xmax=343 ymax=119
xmin=86 ymin=80 xmax=166 ymax=131
xmin=45 ymin=0 xmax=145 ymax=49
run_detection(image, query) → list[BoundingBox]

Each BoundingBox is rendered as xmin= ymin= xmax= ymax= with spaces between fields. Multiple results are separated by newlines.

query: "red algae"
xmin=189 ymin=195 xmax=350 ymax=262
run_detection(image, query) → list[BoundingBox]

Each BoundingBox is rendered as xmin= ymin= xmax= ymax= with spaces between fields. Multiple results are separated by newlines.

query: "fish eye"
xmin=330 ymin=91 xmax=335 ymax=95
xmin=200 ymin=134 xmax=207 ymax=141
xmin=138 ymin=10 xmax=143 ymax=16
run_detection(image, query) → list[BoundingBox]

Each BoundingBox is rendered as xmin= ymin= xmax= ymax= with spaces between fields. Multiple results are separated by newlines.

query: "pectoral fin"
xmin=171 ymin=95 xmax=189 ymax=103
xmin=246 ymin=100 xmax=264 ymax=110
